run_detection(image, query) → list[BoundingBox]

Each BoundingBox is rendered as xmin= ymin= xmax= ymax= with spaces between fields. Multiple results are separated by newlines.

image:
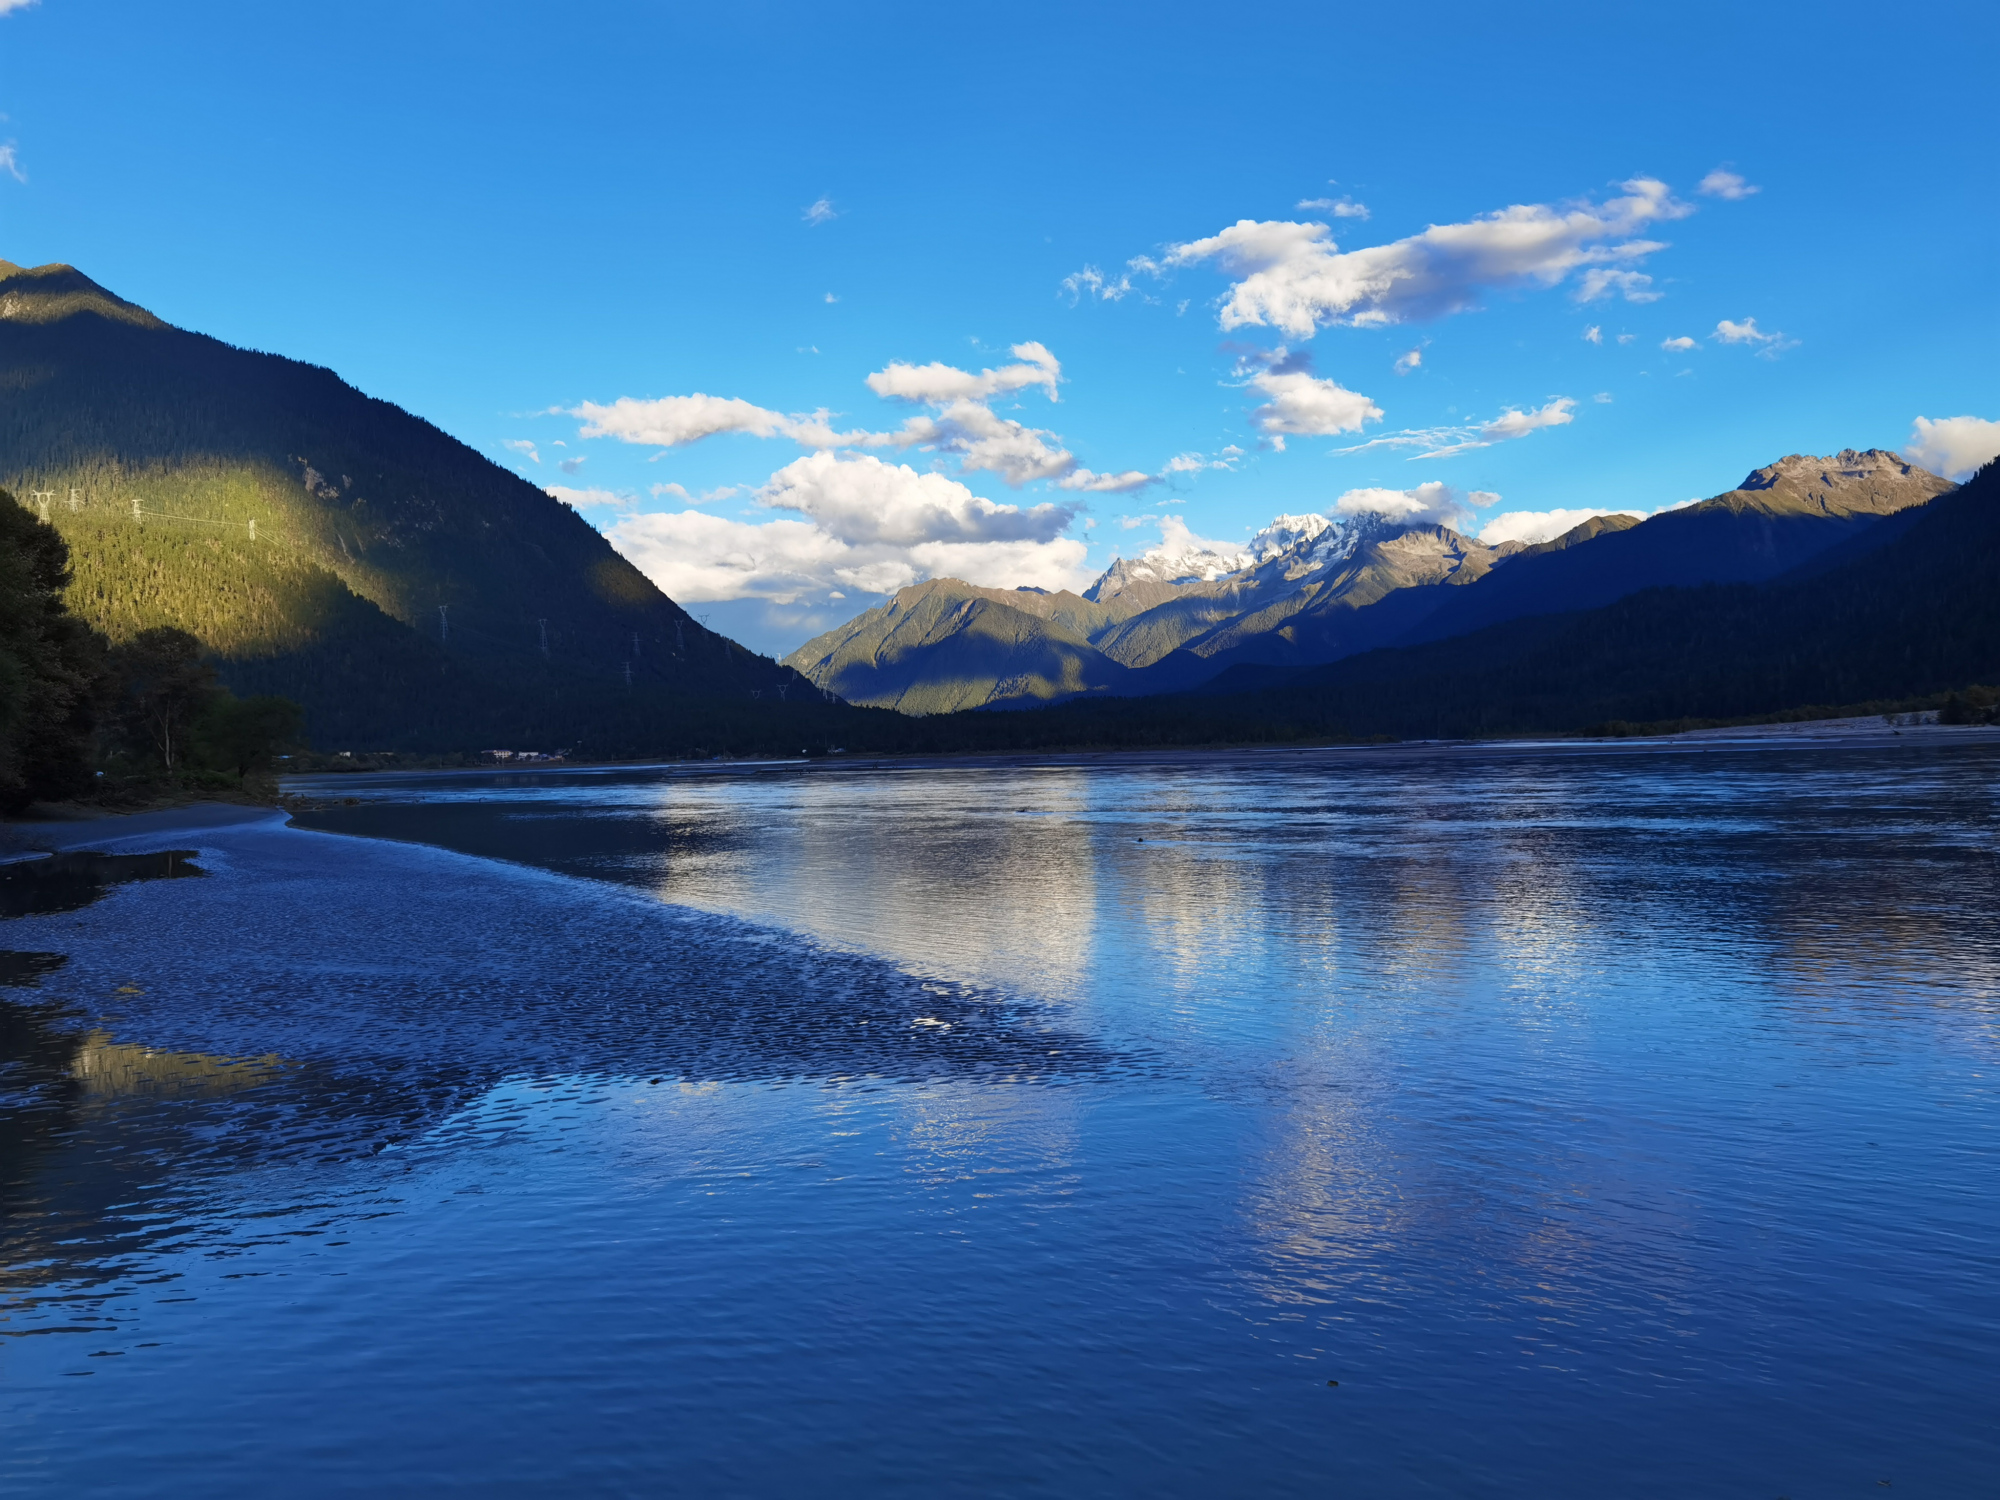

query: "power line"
xmin=120 ymin=498 xmax=264 ymax=535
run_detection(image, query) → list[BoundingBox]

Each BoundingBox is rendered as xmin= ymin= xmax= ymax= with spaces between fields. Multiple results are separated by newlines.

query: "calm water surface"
xmin=2 ymin=743 xmax=1997 ymax=1496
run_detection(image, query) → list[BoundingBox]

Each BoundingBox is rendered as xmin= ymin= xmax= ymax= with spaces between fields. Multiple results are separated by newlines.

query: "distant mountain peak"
xmin=1738 ymin=448 xmax=1932 ymax=493
xmin=0 ymin=261 xmax=164 ymax=329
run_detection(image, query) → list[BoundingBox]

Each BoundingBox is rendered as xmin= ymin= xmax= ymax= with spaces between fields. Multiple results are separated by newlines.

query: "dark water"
xmin=2 ymin=744 xmax=1997 ymax=1496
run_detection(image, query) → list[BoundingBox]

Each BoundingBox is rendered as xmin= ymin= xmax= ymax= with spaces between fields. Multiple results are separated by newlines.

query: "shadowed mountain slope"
xmin=1397 ymin=449 xmax=1951 ymax=647
xmin=1014 ymin=458 xmax=1997 ymax=745
xmin=0 ymin=261 xmax=850 ymax=754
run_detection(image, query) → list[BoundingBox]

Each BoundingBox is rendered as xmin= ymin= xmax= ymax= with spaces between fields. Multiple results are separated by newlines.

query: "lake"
xmin=3 ymin=742 xmax=1996 ymax=1496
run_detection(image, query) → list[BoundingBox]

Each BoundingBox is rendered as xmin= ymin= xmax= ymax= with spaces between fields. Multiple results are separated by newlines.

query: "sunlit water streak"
xmin=2 ymin=742 xmax=1996 ymax=1496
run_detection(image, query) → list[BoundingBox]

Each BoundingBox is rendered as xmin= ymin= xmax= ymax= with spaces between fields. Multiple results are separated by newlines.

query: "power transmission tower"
xmin=438 ymin=605 xmax=449 ymax=641
xmin=247 ymin=519 xmax=256 ymax=541
xmin=67 ymin=488 xmax=81 ymax=512
xmin=132 ymin=498 xmax=143 ymax=522
xmin=630 ymin=631 xmax=641 ymax=659
xmin=28 ymin=489 xmax=53 ymax=522
xmin=623 ymin=660 xmax=632 ymax=689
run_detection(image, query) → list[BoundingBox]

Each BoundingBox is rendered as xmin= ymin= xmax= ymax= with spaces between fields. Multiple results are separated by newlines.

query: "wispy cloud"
xmin=802 ymin=196 xmax=838 ymax=226
xmin=1582 ymin=324 xmax=1602 ymax=344
xmin=1575 ymin=268 xmax=1661 ymax=303
xmin=651 ymin=482 xmax=745 ymax=505
xmin=0 ymin=142 xmax=24 ymax=183
xmin=1394 ymin=347 xmax=1422 ymax=375
xmin=1296 ymin=196 xmax=1370 ymax=220
xmin=502 ymin=439 xmax=540 ymax=464
xmin=1335 ymin=396 xmax=1576 ymax=461
xmin=1059 ymin=264 xmax=1133 ymax=304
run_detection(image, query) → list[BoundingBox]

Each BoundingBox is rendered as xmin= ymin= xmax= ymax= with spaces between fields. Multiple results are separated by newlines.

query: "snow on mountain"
xmin=1090 ymin=504 xmax=1413 ymax=600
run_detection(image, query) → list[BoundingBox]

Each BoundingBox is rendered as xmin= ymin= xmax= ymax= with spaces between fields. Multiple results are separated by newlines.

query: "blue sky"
xmin=3 ymin=0 xmax=1994 ymax=657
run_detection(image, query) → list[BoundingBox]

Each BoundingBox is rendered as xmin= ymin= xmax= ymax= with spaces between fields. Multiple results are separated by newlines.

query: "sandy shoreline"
xmin=0 ymin=802 xmax=284 ymax=858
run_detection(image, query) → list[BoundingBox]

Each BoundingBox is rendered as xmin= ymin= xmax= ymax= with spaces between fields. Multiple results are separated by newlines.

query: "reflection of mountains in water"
xmin=0 ymin=825 xmax=1138 ymax=1301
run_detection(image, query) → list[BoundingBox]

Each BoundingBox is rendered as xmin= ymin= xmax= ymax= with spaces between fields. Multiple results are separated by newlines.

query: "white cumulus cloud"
xmin=573 ymin=393 xmax=797 ymax=447
xmin=574 ymin=342 xmax=1155 ymax=495
xmin=1141 ymin=177 xmax=1689 ymax=338
xmin=1394 ymin=348 xmax=1423 ymax=375
xmin=1331 ymin=481 xmax=1476 ymax=530
xmin=1904 ymin=415 xmax=2000 ymax=481
xmin=502 ymin=439 xmax=539 ymax=464
xmin=865 ymin=342 xmax=1061 ymax=403
xmin=1248 ymin=367 xmax=1383 ymax=447
xmin=604 ymin=452 xmax=1091 ymax=605
xmin=1661 ymin=335 xmax=1698 ymax=351
xmin=1477 ymin=507 xmax=1645 ymax=546
xmin=1698 ymin=169 xmax=1759 ymax=200
xmin=884 ymin=400 xmax=1076 ymax=487
xmin=1583 ymin=324 xmax=1603 ymax=344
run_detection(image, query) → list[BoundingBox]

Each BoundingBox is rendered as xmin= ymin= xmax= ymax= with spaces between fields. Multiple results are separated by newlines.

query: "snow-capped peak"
xmin=1244 ymin=513 xmax=1334 ymax=563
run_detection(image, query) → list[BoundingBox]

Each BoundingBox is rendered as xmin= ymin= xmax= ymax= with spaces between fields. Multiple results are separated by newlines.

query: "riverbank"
xmin=272 ymin=713 xmax=2000 ymax=795
xmin=0 ymin=802 xmax=282 ymax=858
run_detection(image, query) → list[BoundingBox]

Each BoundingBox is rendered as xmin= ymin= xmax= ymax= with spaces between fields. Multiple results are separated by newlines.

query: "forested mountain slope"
xmin=0 ymin=261 xmax=839 ymax=753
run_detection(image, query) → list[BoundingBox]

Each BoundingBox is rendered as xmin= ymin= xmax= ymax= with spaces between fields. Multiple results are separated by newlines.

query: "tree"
xmin=106 ymin=626 xmax=221 ymax=772
xmin=197 ymin=694 xmax=306 ymax=777
xmin=0 ymin=490 xmax=107 ymax=810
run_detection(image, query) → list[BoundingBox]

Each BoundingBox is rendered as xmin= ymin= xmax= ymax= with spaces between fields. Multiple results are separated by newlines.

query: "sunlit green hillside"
xmin=0 ymin=261 xmax=869 ymax=754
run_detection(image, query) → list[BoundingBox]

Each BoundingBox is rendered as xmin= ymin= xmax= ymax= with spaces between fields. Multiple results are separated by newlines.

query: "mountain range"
xmin=782 ymin=449 xmax=1954 ymax=714
xmin=3 ymin=257 xmax=1986 ymax=761
xmin=0 ymin=261 xmax=864 ymax=755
